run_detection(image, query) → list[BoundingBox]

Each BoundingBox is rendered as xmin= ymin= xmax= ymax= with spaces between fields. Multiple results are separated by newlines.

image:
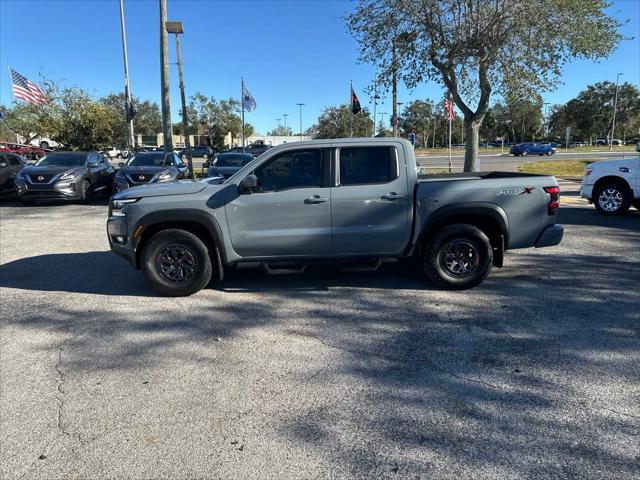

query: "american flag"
xmin=443 ymin=98 xmax=455 ymax=121
xmin=10 ymin=69 xmax=48 ymax=105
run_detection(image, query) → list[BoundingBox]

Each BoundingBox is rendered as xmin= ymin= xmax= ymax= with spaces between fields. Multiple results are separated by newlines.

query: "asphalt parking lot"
xmin=1 ymin=186 xmax=639 ymax=479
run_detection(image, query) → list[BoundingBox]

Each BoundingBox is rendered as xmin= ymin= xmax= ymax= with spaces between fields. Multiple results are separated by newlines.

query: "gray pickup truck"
xmin=107 ymin=138 xmax=563 ymax=296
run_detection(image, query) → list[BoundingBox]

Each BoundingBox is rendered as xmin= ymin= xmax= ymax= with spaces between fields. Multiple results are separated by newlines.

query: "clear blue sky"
xmin=1 ymin=0 xmax=638 ymax=134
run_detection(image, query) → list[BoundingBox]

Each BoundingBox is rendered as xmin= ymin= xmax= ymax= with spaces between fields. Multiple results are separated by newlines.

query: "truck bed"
xmin=417 ymin=171 xmax=550 ymax=182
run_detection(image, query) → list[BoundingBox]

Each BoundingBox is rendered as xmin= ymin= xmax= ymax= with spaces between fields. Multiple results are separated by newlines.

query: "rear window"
xmin=215 ymin=154 xmax=253 ymax=167
xmin=339 ymin=146 xmax=397 ymax=185
xmin=127 ymin=153 xmax=166 ymax=167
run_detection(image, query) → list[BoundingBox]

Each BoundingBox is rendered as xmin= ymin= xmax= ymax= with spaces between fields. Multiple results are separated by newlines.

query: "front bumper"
xmin=534 ymin=224 xmax=564 ymax=248
xmin=16 ymin=178 xmax=81 ymax=200
xmin=580 ymin=183 xmax=593 ymax=201
xmin=107 ymin=214 xmax=137 ymax=269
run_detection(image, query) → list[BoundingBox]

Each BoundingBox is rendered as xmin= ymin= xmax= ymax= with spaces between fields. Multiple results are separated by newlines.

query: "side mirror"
xmin=239 ymin=174 xmax=258 ymax=193
xmin=87 ymin=161 xmax=99 ymax=168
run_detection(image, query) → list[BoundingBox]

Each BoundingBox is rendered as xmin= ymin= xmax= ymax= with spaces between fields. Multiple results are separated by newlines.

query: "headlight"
xmin=60 ymin=170 xmax=79 ymax=180
xmin=111 ymin=198 xmax=139 ymax=216
xmin=155 ymin=168 xmax=177 ymax=182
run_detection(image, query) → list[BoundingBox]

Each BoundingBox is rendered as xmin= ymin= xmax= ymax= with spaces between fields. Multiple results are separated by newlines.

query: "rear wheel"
xmin=142 ymin=229 xmax=212 ymax=296
xmin=39 ymin=141 xmax=49 ymax=149
xmin=421 ymin=224 xmax=493 ymax=290
xmin=594 ymin=182 xmax=631 ymax=216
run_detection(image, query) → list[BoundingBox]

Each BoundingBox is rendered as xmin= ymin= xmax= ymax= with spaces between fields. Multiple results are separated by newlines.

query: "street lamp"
xmin=372 ymin=93 xmax=380 ymax=137
xmin=396 ymin=102 xmax=404 ymax=135
xmin=165 ymin=20 xmax=193 ymax=179
xmin=610 ymin=72 xmax=623 ymax=151
xmin=379 ymin=112 xmax=388 ymax=133
xmin=542 ymin=102 xmax=550 ymax=141
xmin=283 ymin=113 xmax=288 ymax=135
xmin=391 ymin=32 xmax=416 ymax=137
xmin=296 ymin=103 xmax=305 ymax=141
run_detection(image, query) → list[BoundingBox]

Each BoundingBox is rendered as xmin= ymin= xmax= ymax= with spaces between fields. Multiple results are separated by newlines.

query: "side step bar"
xmin=261 ymin=259 xmax=383 ymax=275
xmin=262 ymin=262 xmax=308 ymax=275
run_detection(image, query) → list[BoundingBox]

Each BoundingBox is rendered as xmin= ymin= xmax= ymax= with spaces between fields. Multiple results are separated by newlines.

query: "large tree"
xmin=311 ymin=104 xmax=374 ymax=139
xmin=187 ymin=93 xmax=242 ymax=150
xmin=399 ymin=100 xmax=433 ymax=147
xmin=549 ymin=81 xmax=640 ymax=142
xmin=99 ymin=93 xmax=161 ymax=146
xmin=348 ymin=0 xmax=622 ymax=171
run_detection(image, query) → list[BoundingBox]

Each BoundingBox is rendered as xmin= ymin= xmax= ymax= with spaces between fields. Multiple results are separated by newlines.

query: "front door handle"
xmin=381 ymin=193 xmax=403 ymax=201
xmin=304 ymin=195 xmax=328 ymax=204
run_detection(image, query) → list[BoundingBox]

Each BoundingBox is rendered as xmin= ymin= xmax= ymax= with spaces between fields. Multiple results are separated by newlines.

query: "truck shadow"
xmin=0 ymin=251 xmax=158 ymax=297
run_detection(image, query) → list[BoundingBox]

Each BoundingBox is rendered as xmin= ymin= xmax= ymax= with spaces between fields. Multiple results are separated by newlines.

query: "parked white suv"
xmin=105 ymin=147 xmax=129 ymax=159
xmin=581 ymin=142 xmax=640 ymax=215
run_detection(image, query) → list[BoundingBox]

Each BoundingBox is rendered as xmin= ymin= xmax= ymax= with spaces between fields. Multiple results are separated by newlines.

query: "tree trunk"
xmin=463 ymin=117 xmax=480 ymax=172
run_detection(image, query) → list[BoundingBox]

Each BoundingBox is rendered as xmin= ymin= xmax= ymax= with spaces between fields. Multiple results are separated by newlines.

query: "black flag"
xmin=124 ymin=87 xmax=136 ymax=121
xmin=351 ymin=86 xmax=361 ymax=114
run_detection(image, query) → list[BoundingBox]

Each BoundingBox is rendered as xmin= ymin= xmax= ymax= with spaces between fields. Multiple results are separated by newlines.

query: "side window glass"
xmin=254 ymin=149 xmax=323 ymax=192
xmin=9 ymin=155 xmax=21 ymax=166
xmin=339 ymin=146 xmax=396 ymax=185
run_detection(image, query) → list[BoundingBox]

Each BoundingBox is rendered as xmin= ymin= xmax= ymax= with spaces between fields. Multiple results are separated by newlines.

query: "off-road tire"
xmin=422 ymin=223 xmax=493 ymax=290
xmin=142 ymin=229 xmax=212 ymax=296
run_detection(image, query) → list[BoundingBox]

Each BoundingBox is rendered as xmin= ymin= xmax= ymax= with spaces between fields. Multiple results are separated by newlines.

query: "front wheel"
xmin=79 ymin=179 xmax=91 ymax=204
xmin=521 ymin=150 xmax=528 ymax=157
xmin=594 ymin=183 xmax=631 ymax=215
xmin=142 ymin=229 xmax=213 ymax=296
xmin=422 ymin=224 xmax=493 ymax=290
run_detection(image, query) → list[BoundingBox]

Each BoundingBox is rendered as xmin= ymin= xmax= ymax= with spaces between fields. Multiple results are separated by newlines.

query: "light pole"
xmin=283 ymin=113 xmax=288 ymax=135
xmin=610 ymin=73 xmax=623 ymax=151
xmin=391 ymin=32 xmax=415 ymax=137
xmin=542 ymin=102 xmax=549 ymax=141
xmin=379 ymin=112 xmax=388 ymax=134
xmin=159 ymin=0 xmax=172 ymax=153
xmin=297 ymin=103 xmax=304 ymax=141
xmin=372 ymin=93 xmax=380 ymax=137
xmin=165 ymin=21 xmax=193 ymax=179
xmin=396 ymin=102 xmax=404 ymax=135
xmin=118 ymin=0 xmax=135 ymax=150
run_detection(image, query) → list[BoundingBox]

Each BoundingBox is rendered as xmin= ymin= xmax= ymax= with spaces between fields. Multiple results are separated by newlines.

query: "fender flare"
xmin=412 ymin=202 xmax=509 ymax=263
xmin=132 ymin=208 xmax=227 ymax=269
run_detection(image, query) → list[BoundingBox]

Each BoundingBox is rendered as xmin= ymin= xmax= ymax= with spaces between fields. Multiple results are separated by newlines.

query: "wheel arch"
xmin=412 ymin=204 xmax=509 ymax=268
xmin=593 ymin=175 xmax=631 ymax=194
xmin=132 ymin=210 xmax=226 ymax=278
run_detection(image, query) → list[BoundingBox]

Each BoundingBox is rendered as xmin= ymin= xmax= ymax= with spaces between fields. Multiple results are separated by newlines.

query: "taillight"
xmin=544 ymin=186 xmax=560 ymax=215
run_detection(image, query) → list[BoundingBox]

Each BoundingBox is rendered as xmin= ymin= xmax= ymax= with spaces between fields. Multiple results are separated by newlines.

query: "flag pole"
xmin=119 ymin=0 xmax=135 ymax=150
xmin=349 ymin=80 xmax=353 ymax=138
xmin=448 ymin=95 xmax=453 ymax=173
xmin=7 ymin=65 xmax=15 ymax=104
xmin=241 ymin=77 xmax=245 ymax=153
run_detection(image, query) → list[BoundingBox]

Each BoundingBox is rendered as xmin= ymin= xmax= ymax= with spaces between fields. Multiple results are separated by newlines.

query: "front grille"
xmin=126 ymin=173 xmax=152 ymax=184
xmin=28 ymin=174 xmax=54 ymax=184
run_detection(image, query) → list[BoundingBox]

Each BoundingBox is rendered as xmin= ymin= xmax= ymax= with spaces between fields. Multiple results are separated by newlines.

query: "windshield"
xmin=215 ymin=154 xmax=253 ymax=167
xmin=36 ymin=153 xmax=86 ymax=167
xmin=127 ymin=153 xmax=167 ymax=167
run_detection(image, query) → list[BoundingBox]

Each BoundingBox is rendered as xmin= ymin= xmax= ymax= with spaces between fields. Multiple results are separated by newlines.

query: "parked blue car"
xmin=510 ymin=143 xmax=556 ymax=157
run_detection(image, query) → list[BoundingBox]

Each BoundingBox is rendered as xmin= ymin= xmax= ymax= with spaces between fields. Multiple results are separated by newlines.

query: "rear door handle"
xmin=304 ymin=195 xmax=328 ymax=204
xmin=381 ymin=193 xmax=403 ymax=201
